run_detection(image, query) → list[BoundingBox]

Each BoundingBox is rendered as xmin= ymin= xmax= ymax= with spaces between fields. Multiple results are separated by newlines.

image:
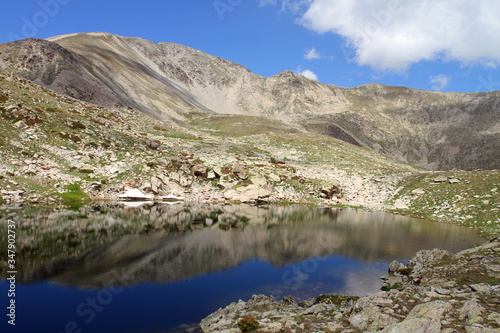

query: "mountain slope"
xmin=1 ymin=32 xmax=499 ymax=170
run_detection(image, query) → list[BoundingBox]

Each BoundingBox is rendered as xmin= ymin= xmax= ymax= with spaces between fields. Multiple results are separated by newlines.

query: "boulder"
xmin=232 ymin=163 xmax=248 ymax=180
xmin=320 ymin=182 xmax=342 ymax=199
xmin=394 ymin=199 xmax=408 ymax=209
xmin=145 ymin=139 xmax=160 ymax=150
xmin=192 ymin=164 xmax=207 ymax=178
xmin=381 ymin=301 xmax=452 ymax=333
xmin=224 ymin=189 xmax=240 ymax=201
xmin=412 ymin=188 xmax=425 ymax=195
xmin=433 ymin=175 xmax=448 ymax=183
xmin=388 ymin=260 xmax=405 ymax=273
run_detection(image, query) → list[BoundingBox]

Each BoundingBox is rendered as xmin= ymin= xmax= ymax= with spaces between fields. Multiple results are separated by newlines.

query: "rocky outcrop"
xmin=200 ymin=238 xmax=500 ymax=332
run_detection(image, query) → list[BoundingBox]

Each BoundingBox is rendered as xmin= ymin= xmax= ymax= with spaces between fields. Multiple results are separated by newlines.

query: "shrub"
xmin=237 ymin=315 xmax=260 ymax=332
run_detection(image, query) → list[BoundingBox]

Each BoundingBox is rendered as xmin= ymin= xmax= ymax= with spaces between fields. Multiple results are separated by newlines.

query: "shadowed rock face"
xmin=1 ymin=32 xmax=499 ymax=170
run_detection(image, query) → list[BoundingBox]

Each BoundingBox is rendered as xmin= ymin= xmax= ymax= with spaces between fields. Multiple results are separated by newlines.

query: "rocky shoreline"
xmin=200 ymin=238 xmax=500 ymax=333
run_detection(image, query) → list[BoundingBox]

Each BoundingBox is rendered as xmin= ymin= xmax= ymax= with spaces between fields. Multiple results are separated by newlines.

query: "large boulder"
xmin=320 ymin=182 xmax=342 ymax=199
xmin=192 ymin=164 xmax=207 ymax=178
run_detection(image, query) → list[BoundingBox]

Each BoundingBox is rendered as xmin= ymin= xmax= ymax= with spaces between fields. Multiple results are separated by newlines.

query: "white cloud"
xmin=305 ymin=47 xmax=321 ymax=60
xmin=293 ymin=0 xmax=500 ymax=72
xmin=297 ymin=68 xmax=318 ymax=80
xmin=429 ymin=74 xmax=451 ymax=91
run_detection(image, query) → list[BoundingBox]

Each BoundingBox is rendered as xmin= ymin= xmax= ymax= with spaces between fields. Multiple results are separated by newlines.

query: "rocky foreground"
xmin=200 ymin=238 xmax=500 ymax=333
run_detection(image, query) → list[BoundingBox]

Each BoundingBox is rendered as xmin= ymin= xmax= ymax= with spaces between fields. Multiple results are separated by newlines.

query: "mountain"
xmin=1 ymin=32 xmax=499 ymax=170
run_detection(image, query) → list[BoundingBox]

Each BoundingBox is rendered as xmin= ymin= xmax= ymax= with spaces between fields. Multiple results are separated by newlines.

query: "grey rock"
xmin=433 ymin=175 xmax=448 ymax=183
xmin=192 ymin=164 xmax=207 ymax=178
xmin=460 ymin=299 xmax=485 ymax=325
xmin=469 ymin=283 xmax=494 ymax=294
xmin=320 ymin=182 xmax=342 ymax=199
xmin=145 ymin=139 xmax=160 ymax=150
xmin=388 ymin=260 xmax=405 ymax=273
xmin=382 ymin=300 xmax=452 ymax=333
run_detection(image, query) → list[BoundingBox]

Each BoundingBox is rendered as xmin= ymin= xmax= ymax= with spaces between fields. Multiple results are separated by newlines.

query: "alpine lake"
xmin=0 ymin=203 xmax=484 ymax=333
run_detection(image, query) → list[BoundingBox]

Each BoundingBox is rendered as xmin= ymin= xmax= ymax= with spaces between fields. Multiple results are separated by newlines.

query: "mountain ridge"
xmin=1 ymin=32 xmax=499 ymax=170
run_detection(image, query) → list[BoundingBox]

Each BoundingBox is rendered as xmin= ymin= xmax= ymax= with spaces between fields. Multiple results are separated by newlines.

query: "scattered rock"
xmin=388 ymin=260 xmax=405 ymax=273
xmin=434 ymin=175 xmax=448 ymax=183
xmin=192 ymin=164 xmax=207 ymax=178
xmin=394 ymin=199 xmax=408 ymax=209
xmin=145 ymin=139 xmax=160 ymax=150
xmin=412 ymin=188 xmax=425 ymax=195
xmin=320 ymin=182 xmax=342 ymax=199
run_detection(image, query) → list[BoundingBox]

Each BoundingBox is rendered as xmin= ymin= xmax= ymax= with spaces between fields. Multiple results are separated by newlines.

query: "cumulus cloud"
xmin=287 ymin=0 xmax=500 ymax=72
xmin=297 ymin=68 xmax=318 ymax=80
xmin=305 ymin=47 xmax=321 ymax=60
xmin=429 ymin=74 xmax=451 ymax=91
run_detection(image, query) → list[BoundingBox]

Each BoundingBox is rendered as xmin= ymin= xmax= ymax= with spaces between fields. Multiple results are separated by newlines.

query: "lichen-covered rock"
xmin=382 ymin=300 xmax=452 ymax=333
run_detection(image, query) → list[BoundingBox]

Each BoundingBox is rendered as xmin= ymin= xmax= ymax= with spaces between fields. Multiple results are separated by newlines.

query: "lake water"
xmin=0 ymin=204 xmax=484 ymax=333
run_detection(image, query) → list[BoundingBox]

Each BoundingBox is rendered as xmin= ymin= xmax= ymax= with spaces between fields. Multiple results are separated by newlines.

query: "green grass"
xmin=53 ymin=182 xmax=90 ymax=206
xmin=390 ymin=170 xmax=500 ymax=238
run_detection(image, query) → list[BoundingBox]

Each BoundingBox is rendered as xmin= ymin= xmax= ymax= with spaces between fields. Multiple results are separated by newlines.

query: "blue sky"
xmin=1 ymin=0 xmax=499 ymax=93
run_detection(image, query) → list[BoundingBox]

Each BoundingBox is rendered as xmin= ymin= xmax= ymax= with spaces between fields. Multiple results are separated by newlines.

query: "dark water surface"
xmin=0 ymin=204 xmax=484 ymax=333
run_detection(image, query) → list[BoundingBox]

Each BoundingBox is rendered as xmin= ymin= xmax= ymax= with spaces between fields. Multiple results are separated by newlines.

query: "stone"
xmin=355 ymin=177 xmax=364 ymax=191
xmin=374 ymin=298 xmax=393 ymax=307
xmin=192 ymin=164 xmax=207 ymax=178
xmin=460 ymin=299 xmax=485 ymax=325
xmin=250 ymin=175 xmax=267 ymax=187
xmin=448 ymin=178 xmax=460 ymax=184
xmin=224 ymin=189 xmax=240 ymax=201
xmin=232 ymin=163 xmax=248 ymax=180
xmin=382 ymin=300 xmax=452 ymax=333
xmin=320 ymin=182 xmax=342 ymax=199
xmin=469 ymin=283 xmax=494 ymax=294
xmin=165 ymin=181 xmax=185 ymax=196
xmin=350 ymin=301 xmax=398 ymax=331
xmin=207 ymin=171 xmax=216 ymax=180
xmin=179 ymin=175 xmax=193 ymax=187
xmin=212 ymin=166 xmax=222 ymax=178
xmin=434 ymin=175 xmax=448 ymax=183
xmin=412 ymin=188 xmax=426 ymax=195
xmin=388 ymin=260 xmax=405 ymax=273
xmin=145 ymin=139 xmax=160 ymax=150
xmin=238 ymin=185 xmax=260 ymax=203
xmin=394 ymin=199 xmax=408 ymax=209
xmin=13 ymin=120 xmax=28 ymax=130
xmin=151 ymin=176 xmax=163 ymax=189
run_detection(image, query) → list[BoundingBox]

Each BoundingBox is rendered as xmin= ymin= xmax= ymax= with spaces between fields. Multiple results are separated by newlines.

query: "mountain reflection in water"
xmin=3 ymin=204 xmax=483 ymax=289
xmin=0 ymin=204 xmax=485 ymax=333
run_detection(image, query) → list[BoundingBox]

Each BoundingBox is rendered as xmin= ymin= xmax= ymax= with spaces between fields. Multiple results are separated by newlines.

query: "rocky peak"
xmin=1 ymin=32 xmax=499 ymax=170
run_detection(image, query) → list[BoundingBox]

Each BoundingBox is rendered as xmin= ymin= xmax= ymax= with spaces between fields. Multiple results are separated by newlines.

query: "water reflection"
xmin=1 ymin=203 xmax=483 ymax=288
xmin=0 ymin=204 xmax=485 ymax=333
